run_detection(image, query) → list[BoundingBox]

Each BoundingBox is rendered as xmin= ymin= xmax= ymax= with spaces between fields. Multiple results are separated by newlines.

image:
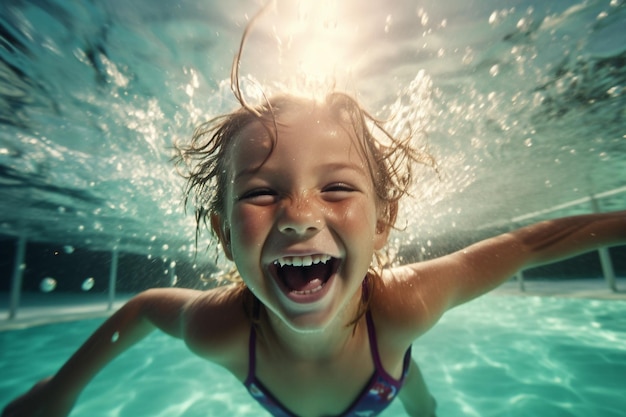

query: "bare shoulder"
xmin=369 ymin=261 xmax=457 ymax=345
xmin=181 ymin=284 xmax=250 ymax=365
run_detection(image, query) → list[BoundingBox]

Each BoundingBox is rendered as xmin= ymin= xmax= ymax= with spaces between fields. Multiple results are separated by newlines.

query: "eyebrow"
xmin=233 ymin=161 xmax=368 ymax=183
xmin=319 ymin=162 xmax=368 ymax=175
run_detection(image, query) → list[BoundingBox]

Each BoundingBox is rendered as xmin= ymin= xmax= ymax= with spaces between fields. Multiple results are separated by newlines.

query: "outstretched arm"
xmin=1 ymin=288 xmax=200 ymax=417
xmin=445 ymin=209 xmax=626 ymax=306
xmin=384 ymin=210 xmax=626 ymax=337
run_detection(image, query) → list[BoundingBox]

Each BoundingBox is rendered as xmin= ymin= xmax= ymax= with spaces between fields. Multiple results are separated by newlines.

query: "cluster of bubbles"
xmin=39 ymin=277 xmax=96 ymax=293
xmin=37 ymin=244 xmax=98 ymax=293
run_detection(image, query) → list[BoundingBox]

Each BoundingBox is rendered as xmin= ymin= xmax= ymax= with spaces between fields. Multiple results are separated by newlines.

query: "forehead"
xmin=226 ymin=107 xmax=369 ymax=175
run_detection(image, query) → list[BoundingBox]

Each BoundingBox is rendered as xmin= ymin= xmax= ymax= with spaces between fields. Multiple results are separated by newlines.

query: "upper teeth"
xmin=274 ymin=254 xmax=332 ymax=267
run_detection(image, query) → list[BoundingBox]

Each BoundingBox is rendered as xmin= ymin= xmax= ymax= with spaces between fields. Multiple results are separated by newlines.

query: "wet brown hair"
xmin=173 ymin=4 xmax=435 ymax=326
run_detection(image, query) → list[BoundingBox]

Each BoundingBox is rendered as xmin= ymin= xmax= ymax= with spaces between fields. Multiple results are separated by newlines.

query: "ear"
xmin=373 ymin=201 xmax=397 ymax=250
xmin=210 ymin=213 xmax=233 ymax=261
xmin=374 ymin=219 xmax=392 ymax=250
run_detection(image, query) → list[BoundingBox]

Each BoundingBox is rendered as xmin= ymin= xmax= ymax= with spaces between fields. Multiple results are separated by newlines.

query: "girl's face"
xmin=213 ymin=106 xmax=389 ymax=332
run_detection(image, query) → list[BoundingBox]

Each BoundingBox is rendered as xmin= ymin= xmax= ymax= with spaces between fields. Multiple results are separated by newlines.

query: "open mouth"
xmin=270 ymin=254 xmax=339 ymax=297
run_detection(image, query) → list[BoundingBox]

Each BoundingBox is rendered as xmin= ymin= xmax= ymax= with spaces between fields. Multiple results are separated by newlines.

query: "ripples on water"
xmin=0 ymin=0 xmax=625 ymax=265
xmin=416 ymin=296 xmax=626 ymax=417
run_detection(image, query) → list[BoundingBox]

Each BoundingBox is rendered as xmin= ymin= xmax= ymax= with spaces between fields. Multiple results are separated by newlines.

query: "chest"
xmin=256 ymin=349 xmax=372 ymax=416
xmin=250 ymin=338 xmax=406 ymax=417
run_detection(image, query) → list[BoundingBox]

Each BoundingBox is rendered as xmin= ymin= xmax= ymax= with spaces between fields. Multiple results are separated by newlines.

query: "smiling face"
xmin=211 ymin=103 xmax=390 ymax=332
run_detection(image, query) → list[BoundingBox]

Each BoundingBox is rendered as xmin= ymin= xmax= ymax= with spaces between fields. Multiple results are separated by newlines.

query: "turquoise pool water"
xmin=1 ymin=0 xmax=626 ymax=415
xmin=2 ymin=294 xmax=625 ymax=417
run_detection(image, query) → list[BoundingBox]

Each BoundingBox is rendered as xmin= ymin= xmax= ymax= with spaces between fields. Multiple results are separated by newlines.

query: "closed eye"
xmin=237 ymin=188 xmax=278 ymax=205
xmin=323 ymin=183 xmax=355 ymax=192
xmin=322 ymin=183 xmax=358 ymax=201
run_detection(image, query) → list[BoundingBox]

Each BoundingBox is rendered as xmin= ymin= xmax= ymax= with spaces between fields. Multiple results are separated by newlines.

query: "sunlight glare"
xmin=275 ymin=0 xmax=359 ymax=93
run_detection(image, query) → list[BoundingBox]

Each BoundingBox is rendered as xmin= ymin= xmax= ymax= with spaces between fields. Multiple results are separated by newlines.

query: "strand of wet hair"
xmin=230 ymin=1 xmax=273 ymax=116
xmin=229 ymin=0 xmax=280 ymax=144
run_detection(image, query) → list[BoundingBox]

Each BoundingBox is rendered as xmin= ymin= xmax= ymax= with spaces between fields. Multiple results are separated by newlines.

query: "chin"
xmin=270 ymin=281 xmax=359 ymax=334
xmin=271 ymin=296 xmax=339 ymax=334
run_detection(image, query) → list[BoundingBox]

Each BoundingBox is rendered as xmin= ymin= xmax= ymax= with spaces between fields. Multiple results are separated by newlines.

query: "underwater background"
xmin=1 ymin=0 xmax=625 ymax=292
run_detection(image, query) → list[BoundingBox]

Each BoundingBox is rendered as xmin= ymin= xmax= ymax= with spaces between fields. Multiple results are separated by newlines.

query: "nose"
xmin=277 ymin=196 xmax=322 ymax=236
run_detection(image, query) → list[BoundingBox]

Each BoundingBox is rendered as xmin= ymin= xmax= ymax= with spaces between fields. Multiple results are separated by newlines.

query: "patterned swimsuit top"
xmin=243 ymin=310 xmax=412 ymax=417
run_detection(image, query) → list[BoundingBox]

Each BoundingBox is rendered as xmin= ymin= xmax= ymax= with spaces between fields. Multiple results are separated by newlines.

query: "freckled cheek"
xmin=230 ymin=206 xmax=272 ymax=249
xmin=328 ymin=201 xmax=377 ymax=232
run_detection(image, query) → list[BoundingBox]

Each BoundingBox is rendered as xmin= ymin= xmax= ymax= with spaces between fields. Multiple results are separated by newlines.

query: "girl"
xmin=3 ymin=12 xmax=626 ymax=417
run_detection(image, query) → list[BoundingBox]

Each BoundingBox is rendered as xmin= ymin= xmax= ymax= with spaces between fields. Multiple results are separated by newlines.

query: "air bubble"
xmin=488 ymin=11 xmax=498 ymax=25
xmin=40 ymin=277 xmax=57 ymax=292
xmin=607 ymin=86 xmax=622 ymax=97
xmin=384 ymin=15 xmax=392 ymax=33
xmin=82 ymin=277 xmax=95 ymax=291
xmin=462 ymin=48 xmax=474 ymax=65
xmin=111 ymin=332 xmax=120 ymax=343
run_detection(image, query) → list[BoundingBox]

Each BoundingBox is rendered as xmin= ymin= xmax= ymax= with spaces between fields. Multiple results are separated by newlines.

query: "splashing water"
xmin=1 ymin=0 xmax=625 ymax=271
